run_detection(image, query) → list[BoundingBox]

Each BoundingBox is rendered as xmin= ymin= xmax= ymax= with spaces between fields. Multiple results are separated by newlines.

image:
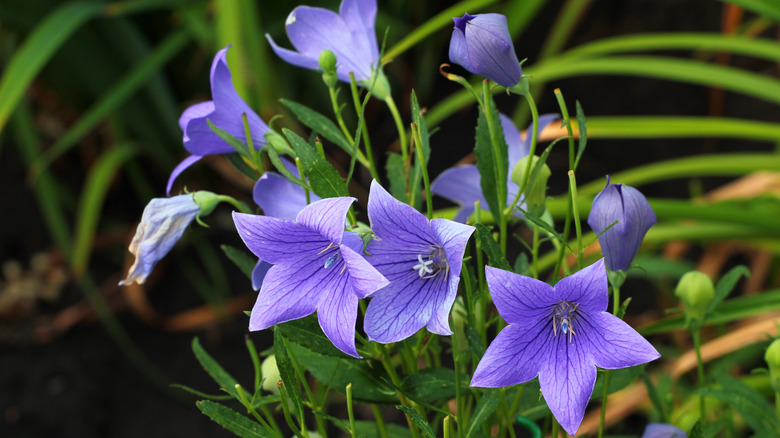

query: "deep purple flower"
xmin=248 ymin=164 xmax=321 ymax=290
xmin=120 ymin=194 xmax=202 ymax=286
xmin=363 ymin=181 xmax=475 ymax=343
xmin=471 ymin=259 xmax=660 ymax=436
xmin=266 ymin=0 xmax=388 ymax=97
xmin=587 ymin=177 xmax=657 ymax=271
xmin=641 ymin=423 xmax=687 ymax=438
xmin=449 ymin=13 xmax=522 ymax=87
xmin=431 ymin=113 xmax=558 ymax=222
xmin=233 ymin=197 xmax=388 ymax=357
xmin=167 ymin=46 xmax=270 ymax=195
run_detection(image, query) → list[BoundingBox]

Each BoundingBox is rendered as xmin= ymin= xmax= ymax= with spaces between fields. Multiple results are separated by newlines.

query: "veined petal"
xmin=295 ymin=197 xmax=355 ymax=243
xmin=500 ymin=113 xmax=524 ymax=166
xmin=584 ymin=312 xmax=660 ymax=369
xmin=253 ymin=172 xmax=320 ymax=220
xmin=538 ymin=331 xmax=597 ymax=437
xmin=554 ymin=258 xmax=608 ymax=312
xmin=485 ymin=266 xmax=556 ymax=323
xmin=249 ymin=261 xmax=326 ymax=330
xmin=166 ymin=155 xmax=202 ymax=196
xmin=471 ymin=322 xmax=548 ymax=387
xmin=266 ymin=34 xmax=321 ymax=71
xmin=426 ymin=274 xmax=459 ymax=336
xmin=180 ymin=101 xmax=215 ymax=141
xmin=430 ymin=165 xmax=486 ymax=223
xmin=340 ymin=242 xmax=388 ymax=299
xmin=449 ymin=13 xmax=521 ymax=87
xmin=339 ymin=0 xmax=379 ymax=62
xmin=430 ymin=218 xmax=474 ymax=280
xmin=251 ymin=260 xmax=272 ymax=291
xmin=317 ymin=271 xmax=360 ymax=357
xmin=368 ymin=180 xmax=437 ymax=246
xmin=233 ymin=212 xmax=329 ymax=265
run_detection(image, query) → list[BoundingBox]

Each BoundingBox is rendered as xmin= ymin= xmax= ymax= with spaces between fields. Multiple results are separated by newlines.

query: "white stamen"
xmin=412 ymin=254 xmax=434 ymax=278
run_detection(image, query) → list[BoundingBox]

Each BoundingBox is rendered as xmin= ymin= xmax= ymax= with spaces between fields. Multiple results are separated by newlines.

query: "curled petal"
xmin=449 ymin=13 xmax=521 ymax=87
xmin=253 ymin=172 xmax=320 ymax=220
xmin=166 ymin=155 xmax=202 ymax=196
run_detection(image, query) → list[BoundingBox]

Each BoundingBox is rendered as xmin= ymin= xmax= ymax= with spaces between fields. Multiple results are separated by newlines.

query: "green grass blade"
xmin=0 ymin=2 xmax=105 ymax=134
xmin=719 ymin=0 xmax=780 ymax=21
xmin=215 ymin=0 xmax=248 ymax=99
xmin=580 ymin=116 xmax=780 ymax=143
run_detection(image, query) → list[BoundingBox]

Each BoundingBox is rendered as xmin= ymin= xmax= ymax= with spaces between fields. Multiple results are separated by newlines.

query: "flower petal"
xmin=166 ymin=155 xmax=202 ymax=196
xmin=425 ymin=274 xmax=460 ymax=336
xmin=584 ymin=311 xmax=660 ymax=369
xmin=430 ymin=165 xmax=486 ymax=223
xmin=500 ymin=113 xmax=524 ymax=166
xmin=449 ymin=13 xmax=521 ymax=87
xmin=233 ymin=212 xmax=329 ymax=265
xmin=430 ymin=218 xmax=475 ymax=280
xmin=554 ymin=258 xmax=608 ymax=312
xmin=538 ymin=332 xmax=597 ymax=437
xmin=471 ymin=323 xmax=548 ymax=387
xmin=368 ymin=180 xmax=437 ymax=246
xmin=249 ymin=261 xmax=326 ymax=330
xmin=339 ymin=0 xmax=379 ymax=62
xmin=317 ymin=270 xmax=361 ymax=357
xmin=251 ymin=260 xmax=272 ymax=291
xmin=295 ymin=197 xmax=355 ymax=243
xmin=485 ymin=266 xmax=556 ymax=323
xmin=266 ymin=33 xmax=321 ymax=71
xmin=340 ymin=241 xmax=389 ymax=299
xmin=253 ymin=172 xmax=320 ymax=220
xmin=641 ymin=423 xmax=687 ymax=438
xmin=179 ymin=101 xmax=215 ymax=140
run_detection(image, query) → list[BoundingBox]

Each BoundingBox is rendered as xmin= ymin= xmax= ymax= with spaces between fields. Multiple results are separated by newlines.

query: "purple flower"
xmin=641 ymin=423 xmax=687 ymax=438
xmin=363 ymin=181 xmax=475 ymax=343
xmin=233 ymin=197 xmax=388 ymax=357
xmin=167 ymin=46 xmax=270 ymax=195
xmin=587 ymin=177 xmax=657 ymax=271
xmin=471 ymin=259 xmax=660 ymax=436
xmin=266 ymin=0 xmax=388 ymax=97
xmin=431 ymin=113 xmax=558 ymax=222
xmin=120 ymin=194 xmax=202 ymax=286
xmin=248 ymin=163 xmax=321 ymax=290
xmin=449 ymin=13 xmax=522 ymax=87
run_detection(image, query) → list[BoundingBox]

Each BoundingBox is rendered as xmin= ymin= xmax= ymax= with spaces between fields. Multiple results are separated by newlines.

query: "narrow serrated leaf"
xmin=474 ymin=224 xmax=512 ymax=271
xmin=276 ymin=315 xmax=348 ymax=358
xmin=273 ymin=329 xmax=303 ymax=412
xmin=410 ymin=90 xmax=431 ymax=209
xmin=396 ymin=406 xmax=435 ymax=438
xmin=208 ymin=119 xmax=251 ymax=157
xmin=385 ymin=152 xmax=408 ymax=203
xmin=707 ymin=265 xmax=750 ymax=314
xmin=221 ymin=245 xmax=256 ymax=279
xmin=466 ymin=389 xmax=501 ymax=438
xmin=518 ymin=208 xmax=573 ymax=252
xmin=192 ymin=337 xmax=240 ymax=398
xmin=280 ymin=98 xmax=354 ymax=155
xmin=464 ymin=324 xmax=486 ymax=358
xmin=474 ymin=101 xmax=508 ymax=222
xmin=284 ymin=128 xmax=349 ymax=198
xmin=196 ymin=400 xmax=273 ymax=438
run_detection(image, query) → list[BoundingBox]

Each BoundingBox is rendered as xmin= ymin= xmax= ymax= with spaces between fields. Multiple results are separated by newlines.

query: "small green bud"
xmin=362 ymin=68 xmax=391 ymax=101
xmin=319 ymin=49 xmax=338 ymax=88
xmin=674 ymin=271 xmax=715 ymax=327
xmin=510 ymin=155 xmax=550 ymax=217
xmin=264 ymin=130 xmax=295 ymax=156
xmin=192 ymin=191 xmax=221 ymax=217
xmin=766 ymin=340 xmax=780 ymax=392
xmin=508 ymin=76 xmax=530 ymax=96
xmin=261 ymin=355 xmax=281 ymax=395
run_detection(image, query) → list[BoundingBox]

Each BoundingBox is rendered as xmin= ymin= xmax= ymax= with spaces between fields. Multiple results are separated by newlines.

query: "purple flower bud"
xmin=448 ymin=13 xmax=522 ymax=87
xmin=587 ymin=177 xmax=657 ymax=271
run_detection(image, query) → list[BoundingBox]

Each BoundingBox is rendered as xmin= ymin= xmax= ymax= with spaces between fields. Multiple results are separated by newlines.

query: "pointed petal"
xmin=471 ymin=322 xmax=548 ymax=387
xmin=584 ymin=311 xmax=660 ymax=369
xmin=500 ymin=113 xmax=524 ymax=165
xmin=516 ymin=113 xmax=559 ymax=163
xmin=485 ymin=266 xmax=556 ymax=323
xmin=425 ymin=274 xmax=459 ymax=336
xmin=166 ymin=155 xmax=202 ymax=196
xmin=251 ymin=260 xmax=272 ymax=291
xmin=431 ymin=165 xmax=486 ymax=223
xmin=538 ymin=332 xmax=597 ymax=437
xmin=266 ymin=33 xmax=321 ymax=71
xmin=179 ymin=101 xmax=215 ymax=140
xmin=339 ymin=0 xmax=379 ymax=62
xmin=317 ymin=273 xmax=361 ymax=357
xmin=249 ymin=262 xmax=325 ymax=330
xmin=233 ymin=212 xmax=329 ymax=265
xmin=368 ymin=180 xmax=436 ymax=246
xmin=554 ymin=259 xmax=608 ymax=312
xmin=253 ymin=172 xmax=319 ymax=220
xmin=430 ymin=218 xmax=474 ymax=280
xmin=295 ymin=197 xmax=355 ymax=243
xmin=448 ymin=28 xmax=468 ymax=72
xmin=340 ymin=243 xmax=388 ymax=299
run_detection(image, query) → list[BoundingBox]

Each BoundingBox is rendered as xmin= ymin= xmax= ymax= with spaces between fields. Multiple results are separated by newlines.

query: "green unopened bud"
xmin=510 ymin=155 xmax=550 ymax=217
xmin=319 ymin=49 xmax=338 ymax=88
xmin=264 ymin=130 xmax=294 ymax=156
xmin=674 ymin=271 xmax=715 ymax=327
xmin=766 ymin=340 xmax=780 ymax=392
xmin=508 ymin=76 xmax=530 ymax=96
xmin=192 ymin=191 xmax=220 ymax=216
xmin=261 ymin=355 xmax=281 ymax=395
xmin=363 ymin=68 xmax=391 ymax=101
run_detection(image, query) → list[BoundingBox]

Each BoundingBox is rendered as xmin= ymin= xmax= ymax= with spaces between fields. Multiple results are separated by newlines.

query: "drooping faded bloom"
xmin=167 ymin=46 xmax=270 ymax=194
xmin=266 ymin=0 xmax=388 ymax=98
xmin=641 ymin=423 xmax=687 ymax=438
xmin=471 ymin=259 xmax=660 ymax=436
xmin=248 ymin=165 xmax=321 ymax=290
xmin=431 ymin=113 xmax=558 ymax=222
xmin=587 ymin=177 xmax=657 ymax=271
xmin=120 ymin=193 xmax=215 ymax=286
xmin=449 ymin=13 xmax=522 ymax=87
xmin=363 ymin=181 xmax=475 ymax=343
xmin=233 ymin=197 xmax=388 ymax=357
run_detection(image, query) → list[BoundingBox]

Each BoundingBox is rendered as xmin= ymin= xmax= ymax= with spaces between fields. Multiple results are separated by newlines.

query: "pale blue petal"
xmin=266 ymin=33 xmax=321 ymax=71
xmin=554 ymin=258 xmax=608 ymax=313
xmin=179 ymin=101 xmax=214 ymax=141
xmin=253 ymin=172 xmax=319 ymax=220
xmin=449 ymin=13 xmax=521 ymax=87
xmin=368 ymin=180 xmax=437 ymax=246
xmin=471 ymin=322 xmax=548 ymax=387
xmin=295 ymin=197 xmax=355 ymax=243
xmin=317 ymin=272 xmax=361 ymax=357
xmin=233 ymin=212 xmax=330 ymax=265
xmin=339 ymin=0 xmax=379 ymax=62
xmin=251 ymin=260 xmax=272 ymax=291
xmin=642 ymin=423 xmax=687 ymax=438
xmin=340 ymin=243 xmax=388 ymax=299
xmin=249 ymin=261 xmax=326 ymax=330
xmin=485 ymin=266 xmax=556 ymax=323
xmin=584 ymin=311 xmax=660 ymax=369
xmin=430 ymin=218 xmax=475 ymax=281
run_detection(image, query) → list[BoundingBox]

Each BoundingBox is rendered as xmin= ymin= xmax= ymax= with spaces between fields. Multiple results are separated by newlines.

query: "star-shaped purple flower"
xmin=363 ymin=181 xmax=475 ymax=343
xmin=233 ymin=197 xmax=388 ymax=357
xmin=449 ymin=13 xmax=522 ymax=87
xmin=266 ymin=0 xmax=387 ymax=97
xmin=471 ymin=259 xmax=660 ymax=436
xmin=431 ymin=113 xmax=558 ymax=222
xmin=167 ymin=46 xmax=270 ymax=195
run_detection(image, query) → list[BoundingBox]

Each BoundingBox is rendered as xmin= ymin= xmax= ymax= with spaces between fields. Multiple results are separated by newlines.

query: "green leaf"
xmin=395 ymin=406 xmax=435 ymax=438
xmin=289 ymin=341 xmax=396 ymax=403
xmin=474 ymin=224 xmax=512 ymax=271
xmin=592 ymin=365 xmax=645 ymax=398
xmin=284 ymin=128 xmax=349 ymax=198
xmin=196 ymin=400 xmax=273 ymax=438
xmin=707 ymin=265 xmax=750 ymax=315
xmin=464 ymin=324 xmax=486 ymax=359
xmin=226 ymin=152 xmax=261 ymax=181
xmin=385 ymin=152 xmax=408 ymax=203
xmin=208 ymin=119 xmax=251 ymax=157
xmin=466 ymin=389 xmax=501 ymax=438
xmin=517 ymin=208 xmax=573 ymax=252
xmin=513 ymin=253 xmax=532 ymax=277
xmin=170 ymin=384 xmax=234 ymax=401
xmin=354 ymin=421 xmax=412 ymax=438
xmin=273 ymin=329 xmax=303 ymax=411
xmin=409 ymin=90 xmax=431 ymax=210
xmin=402 ymin=368 xmax=458 ymax=405
xmin=192 ymin=337 xmax=240 ymax=398
xmin=719 ymin=0 xmax=780 ymax=21
xmin=699 ymin=373 xmax=779 ymax=435
xmin=276 ymin=315 xmax=349 ymax=358
xmin=281 ymin=99 xmax=354 ymax=156
xmin=220 ymin=245 xmax=256 ymax=280
xmin=573 ymin=101 xmax=587 ymax=169
xmin=474 ymin=99 xmax=508 ymax=222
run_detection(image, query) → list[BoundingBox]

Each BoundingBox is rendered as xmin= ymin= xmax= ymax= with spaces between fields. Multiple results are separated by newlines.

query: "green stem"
xmin=693 ymin=329 xmax=706 ymax=418
xmin=371 ymin=405 xmax=389 ymax=438
xmin=296 ymin=158 xmax=310 ymax=204
xmin=216 ymin=195 xmax=253 ymax=214
xmin=613 ymin=286 xmax=621 ymax=316
xmin=347 ymin=383 xmax=357 ymax=438
xmin=377 ymin=344 xmax=420 ymax=438
xmin=553 ymin=88 xmax=576 ymax=170
xmin=453 ymin=331 xmax=465 ymax=438
xmin=567 ymin=171 xmax=584 ymax=270
xmin=329 ymin=85 xmax=355 ymax=145
xmin=350 ymin=73 xmax=380 ymax=182
xmin=517 ymin=93 xmax=540 ymax=195
xmin=412 ymin=123 xmax=434 ymax=218
xmin=598 ymin=371 xmax=610 ymax=438
xmin=245 ymin=336 xmax=262 ymax=392
xmin=531 ymin=225 xmax=540 ymax=278
xmin=551 ymin=416 xmax=560 ymax=438
xmin=236 ymin=384 xmax=277 ymax=435
xmin=385 ymin=95 xmax=408 ymax=164
xmin=481 ymin=81 xmax=509 ymax=255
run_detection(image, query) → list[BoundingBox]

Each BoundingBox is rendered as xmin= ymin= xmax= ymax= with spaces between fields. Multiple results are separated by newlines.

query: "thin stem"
xmin=385 ymin=95 xmax=408 ymax=164
xmin=531 ymin=225 xmax=540 ymax=278
xmin=236 ymin=384 xmax=277 ymax=435
xmin=216 ymin=195 xmax=253 ymax=214
xmin=551 ymin=416 xmax=560 ymax=438
xmin=296 ymin=157 xmax=310 ymax=205
xmin=613 ymin=286 xmax=621 ymax=316
xmin=517 ymin=93 xmax=540 ymax=195
xmin=350 ymin=73 xmax=380 ymax=182
xmin=553 ymin=88 xmax=576 ymax=170
xmin=567 ymin=171 xmax=584 ymax=270
xmin=245 ymin=336 xmax=262 ymax=392
xmin=242 ymin=113 xmax=263 ymax=171
xmin=371 ymin=405 xmax=389 ymax=438
xmin=453 ymin=331 xmax=465 ymax=438
xmin=412 ymin=123 xmax=434 ymax=218
xmin=598 ymin=371 xmax=610 ymax=438
xmin=329 ymin=86 xmax=355 ymax=145
xmin=347 ymin=383 xmax=357 ymax=438
xmin=377 ymin=344 xmax=420 ymax=438
xmin=444 ymin=416 xmax=452 ymax=438
xmin=693 ymin=329 xmax=706 ymax=417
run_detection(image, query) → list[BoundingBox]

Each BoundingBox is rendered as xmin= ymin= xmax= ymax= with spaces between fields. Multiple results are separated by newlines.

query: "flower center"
xmin=551 ymin=301 xmax=579 ymax=342
xmin=412 ymin=246 xmax=449 ymax=279
xmin=318 ymin=242 xmax=344 ymax=272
